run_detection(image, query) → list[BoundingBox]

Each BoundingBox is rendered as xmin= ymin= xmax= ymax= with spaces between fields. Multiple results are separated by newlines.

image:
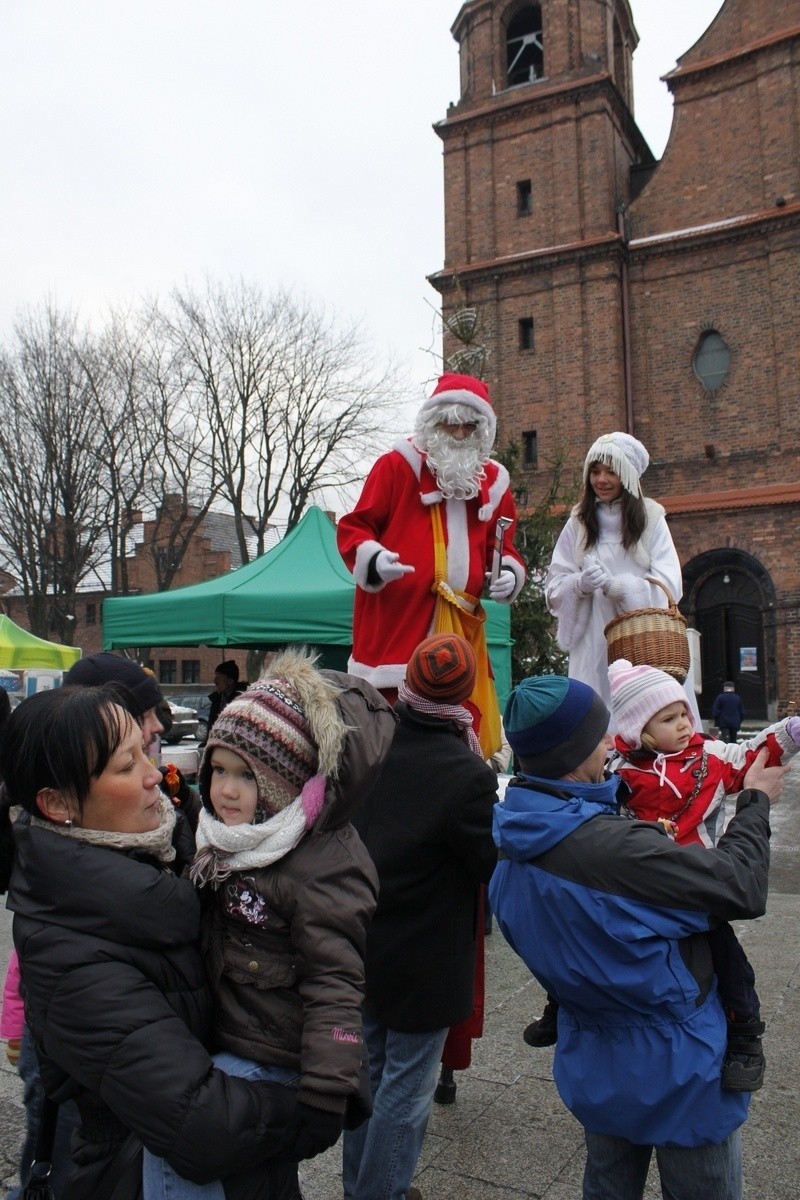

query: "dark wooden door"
xmin=695 ymin=571 xmax=766 ymax=719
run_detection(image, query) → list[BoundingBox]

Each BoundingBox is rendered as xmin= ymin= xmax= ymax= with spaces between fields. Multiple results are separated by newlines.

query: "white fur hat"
xmin=608 ymin=658 xmax=692 ymax=749
xmin=584 ymin=432 xmax=650 ymax=497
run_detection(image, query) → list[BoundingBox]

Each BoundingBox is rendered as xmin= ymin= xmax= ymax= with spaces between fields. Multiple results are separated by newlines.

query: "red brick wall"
xmin=434 ymin=0 xmax=800 ymax=709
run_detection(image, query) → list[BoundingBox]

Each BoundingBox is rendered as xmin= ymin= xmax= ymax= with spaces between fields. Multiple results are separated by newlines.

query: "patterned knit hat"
xmin=417 ymin=373 xmax=496 ymax=443
xmin=406 ymin=634 xmax=477 ymax=704
xmin=504 ymin=675 xmax=609 ymax=777
xmin=608 ymin=658 xmax=693 ymax=749
xmin=200 ymin=646 xmax=346 ymax=823
xmin=583 ymin=432 xmax=650 ymax=497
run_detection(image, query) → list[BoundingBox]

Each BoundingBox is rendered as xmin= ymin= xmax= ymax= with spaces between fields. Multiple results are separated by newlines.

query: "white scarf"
xmin=190 ymin=797 xmax=307 ymax=888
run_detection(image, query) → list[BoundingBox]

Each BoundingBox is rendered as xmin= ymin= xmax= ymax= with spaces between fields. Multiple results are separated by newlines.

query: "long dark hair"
xmin=577 ymin=463 xmax=647 ymax=551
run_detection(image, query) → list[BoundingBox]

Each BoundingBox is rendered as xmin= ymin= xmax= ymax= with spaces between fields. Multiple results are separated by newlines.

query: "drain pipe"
xmin=617 ymin=206 xmax=634 ymax=434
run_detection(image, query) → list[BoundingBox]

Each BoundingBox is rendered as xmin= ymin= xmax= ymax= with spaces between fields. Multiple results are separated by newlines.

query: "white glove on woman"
xmin=486 ymin=569 xmax=516 ymax=601
xmin=374 ymin=549 xmax=415 ymax=584
xmin=578 ymin=557 xmax=610 ymax=595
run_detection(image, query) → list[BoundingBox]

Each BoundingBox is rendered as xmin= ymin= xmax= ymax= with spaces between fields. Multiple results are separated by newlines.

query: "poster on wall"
xmin=740 ymin=647 xmax=758 ymax=672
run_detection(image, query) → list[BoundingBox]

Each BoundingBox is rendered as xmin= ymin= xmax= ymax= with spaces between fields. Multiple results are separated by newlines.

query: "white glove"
xmin=604 ymin=576 xmax=625 ymax=599
xmin=374 ymin=549 xmax=415 ymax=584
xmin=578 ymin=557 xmax=610 ymax=595
xmin=486 ymin=569 xmax=516 ymax=600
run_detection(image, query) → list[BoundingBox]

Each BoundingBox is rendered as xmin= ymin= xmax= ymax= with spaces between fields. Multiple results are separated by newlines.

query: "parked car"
xmin=162 ymin=699 xmax=200 ymax=745
xmin=171 ymin=691 xmax=212 ymax=743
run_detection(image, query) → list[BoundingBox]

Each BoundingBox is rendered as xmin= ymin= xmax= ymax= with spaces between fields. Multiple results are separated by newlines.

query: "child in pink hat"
xmin=607 ymin=657 xmax=800 ymax=1092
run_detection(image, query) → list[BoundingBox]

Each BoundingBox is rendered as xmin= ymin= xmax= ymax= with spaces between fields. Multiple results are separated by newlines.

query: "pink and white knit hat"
xmin=608 ymin=658 xmax=693 ymax=748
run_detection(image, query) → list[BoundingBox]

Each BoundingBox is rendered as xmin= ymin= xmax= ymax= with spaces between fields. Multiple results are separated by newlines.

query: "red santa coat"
xmin=609 ymin=721 xmax=799 ymax=847
xmin=337 ymin=439 xmax=526 ymax=690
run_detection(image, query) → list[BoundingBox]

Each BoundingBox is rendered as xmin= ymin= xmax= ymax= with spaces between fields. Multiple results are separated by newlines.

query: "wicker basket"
xmin=604 ymin=578 xmax=690 ymax=683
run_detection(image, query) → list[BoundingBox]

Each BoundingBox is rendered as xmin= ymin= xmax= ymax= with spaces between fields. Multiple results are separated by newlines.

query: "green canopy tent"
xmin=103 ymin=506 xmax=514 ymax=708
xmin=0 ymin=614 xmax=82 ymax=670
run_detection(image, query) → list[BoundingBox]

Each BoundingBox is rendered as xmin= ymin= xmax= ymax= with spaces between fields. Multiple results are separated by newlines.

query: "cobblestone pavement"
xmin=3 ymin=768 xmax=799 ymax=1198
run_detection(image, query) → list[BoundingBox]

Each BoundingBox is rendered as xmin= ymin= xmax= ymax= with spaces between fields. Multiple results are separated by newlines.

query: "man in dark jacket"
xmin=207 ymin=659 xmax=247 ymax=740
xmin=343 ymin=634 xmax=497 ymax=1200
xmin=713 ymin=680 xmax=745 ymax=744
xmin=490 ymin=674 xmax=787 ymax=1200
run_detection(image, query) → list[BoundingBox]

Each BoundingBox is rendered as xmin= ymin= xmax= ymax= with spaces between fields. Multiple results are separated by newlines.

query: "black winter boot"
xmin=523 ymin=997 xmax=559 ymax=1047
xmin=434 ymin=1065 xmax=457 ymax=1104
xmin=723 ymin=1014 xmax=766 ymax=1091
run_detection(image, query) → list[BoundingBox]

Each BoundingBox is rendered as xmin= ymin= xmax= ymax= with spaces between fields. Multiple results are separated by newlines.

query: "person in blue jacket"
xmin=489 ymin=674 xmax=787 ymax=1200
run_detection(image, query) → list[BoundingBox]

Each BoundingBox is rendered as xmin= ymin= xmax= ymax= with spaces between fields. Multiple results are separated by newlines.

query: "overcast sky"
xmin=1 ymin=1 xmax=725 ymax=409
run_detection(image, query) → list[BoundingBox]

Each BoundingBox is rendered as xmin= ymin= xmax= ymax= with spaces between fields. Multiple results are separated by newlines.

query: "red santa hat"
xmin=418 ymin=373 xmax=496 ymax=443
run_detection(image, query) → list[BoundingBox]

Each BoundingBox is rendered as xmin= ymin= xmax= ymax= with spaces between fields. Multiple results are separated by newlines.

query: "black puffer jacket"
xmin=7 ymin=815 xmax=300 ymax=1200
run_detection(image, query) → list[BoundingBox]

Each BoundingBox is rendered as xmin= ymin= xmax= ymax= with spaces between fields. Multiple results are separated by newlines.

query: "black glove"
xmin=291 ymin=1102 xmax=344 ymax=1161
xmin=344 ymin=1056 xmax=373 ymax=1131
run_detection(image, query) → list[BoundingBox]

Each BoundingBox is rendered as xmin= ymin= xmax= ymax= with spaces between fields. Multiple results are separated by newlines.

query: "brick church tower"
xmin=430 ymin=0 xmax=800 ymax=718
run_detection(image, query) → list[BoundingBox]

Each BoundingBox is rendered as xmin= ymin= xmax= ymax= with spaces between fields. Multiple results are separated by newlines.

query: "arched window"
xmin=507 ymin=6 xmax=544 ymax=87
xmin=693 ymin=330 xmax=731 ymax=391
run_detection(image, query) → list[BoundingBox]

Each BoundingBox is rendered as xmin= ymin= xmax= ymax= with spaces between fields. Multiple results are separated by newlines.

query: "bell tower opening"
xmin=506 ymin=5 xmax=544 ymax=87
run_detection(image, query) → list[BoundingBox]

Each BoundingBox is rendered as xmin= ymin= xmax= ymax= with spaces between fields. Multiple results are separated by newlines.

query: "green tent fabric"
xmin=0 ymin=615 xmax=82 ymax=670
xmin=103 ymin=506 xmax=513 ymax=707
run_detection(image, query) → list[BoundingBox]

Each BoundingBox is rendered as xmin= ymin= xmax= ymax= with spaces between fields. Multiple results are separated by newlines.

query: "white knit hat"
xmin=584 ymin=432 xmax=650 ymax=497
xmin=608 ymin=658 xmax=693 ymax=749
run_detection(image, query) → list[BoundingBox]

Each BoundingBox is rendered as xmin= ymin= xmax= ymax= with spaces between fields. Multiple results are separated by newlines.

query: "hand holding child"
xmin=742 ymin=747 xmax=790 ymax=805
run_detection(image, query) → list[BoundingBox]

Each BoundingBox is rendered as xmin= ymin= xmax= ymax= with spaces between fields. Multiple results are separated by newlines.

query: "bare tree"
xmin=165 ymin=279 xmax=403 ymax=558
xmin=0 ymin=306 xmax=111 ymax=642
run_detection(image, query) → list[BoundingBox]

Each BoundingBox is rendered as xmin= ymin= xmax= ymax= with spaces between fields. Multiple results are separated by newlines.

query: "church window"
xmin=523 ymin=430 xmax=538 ymax=466
xmin=693 ymin=331 xmax=731 ymax=391
xmin=517 ymin=179 xmax=533 ymax=215
xmin=507 ymin=6 xmax=544 ymax=87
xmin=518 ymin=317 xmax=535 ymax=350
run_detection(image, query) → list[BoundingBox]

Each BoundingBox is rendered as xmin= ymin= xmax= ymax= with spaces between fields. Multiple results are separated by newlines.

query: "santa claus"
xmin=337 ymin=372 xmax=526 ymax=754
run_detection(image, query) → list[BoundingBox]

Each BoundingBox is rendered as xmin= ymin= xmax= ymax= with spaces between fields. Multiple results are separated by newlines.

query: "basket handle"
xmin=645 ymin=577 xmax=679 ymax=610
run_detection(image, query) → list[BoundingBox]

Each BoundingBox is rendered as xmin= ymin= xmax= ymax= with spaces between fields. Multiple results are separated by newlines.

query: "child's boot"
xmin=723 ymin=1012 xmax=766 ymax=1091
xmin=523 ymin=997 xmax=559 ymax=1047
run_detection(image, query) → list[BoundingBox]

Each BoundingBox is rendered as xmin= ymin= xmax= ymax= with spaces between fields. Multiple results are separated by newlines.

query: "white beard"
xmin=421 ymin=427 xmax=488 ymax=500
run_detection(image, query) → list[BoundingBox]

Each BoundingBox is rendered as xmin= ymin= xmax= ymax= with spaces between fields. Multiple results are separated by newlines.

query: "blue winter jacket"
xmin=490 ymin=773 xmax=770 ymax=1147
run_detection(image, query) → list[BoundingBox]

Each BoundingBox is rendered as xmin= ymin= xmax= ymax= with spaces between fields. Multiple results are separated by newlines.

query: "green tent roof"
xmin=103 ymin=506 xmax=512 ymax=704
xmin=0 ymin=615 xmax=81 ymax=670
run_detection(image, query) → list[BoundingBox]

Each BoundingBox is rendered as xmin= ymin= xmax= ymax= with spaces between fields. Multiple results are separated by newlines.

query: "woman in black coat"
xmin=0 ymin=685 xmax=302 ymax=1200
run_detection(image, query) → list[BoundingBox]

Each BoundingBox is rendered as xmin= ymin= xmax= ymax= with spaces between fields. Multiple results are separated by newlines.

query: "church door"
xmin=694 ymin=570 xmax=766 ymax=719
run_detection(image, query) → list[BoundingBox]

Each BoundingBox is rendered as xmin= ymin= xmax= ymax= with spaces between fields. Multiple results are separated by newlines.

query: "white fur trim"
xmin=444 ymin=499 xmax=470 ymax=592
xmin=394 ymin=438 xmax=443 ymax=505
xmin=420 ymin=391 xmax=496 ymax=441
xmin=353 ymin=540 xmax=389 ymax=592
xmin=346 ymin=656 xmax=407 ymax=690
xmin=421 ymin=489 xmax=444 ymax=506
xmin=393 ymin=437 xmax=422 ymax=477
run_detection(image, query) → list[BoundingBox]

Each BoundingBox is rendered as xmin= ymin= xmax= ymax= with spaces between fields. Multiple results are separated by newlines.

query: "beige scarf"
xmin=30 ymin=796 xmax=177 ymax=864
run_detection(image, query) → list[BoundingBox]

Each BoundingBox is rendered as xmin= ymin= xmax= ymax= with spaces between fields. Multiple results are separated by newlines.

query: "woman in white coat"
xmin=544 ymin=431 xmax=700 ymax=721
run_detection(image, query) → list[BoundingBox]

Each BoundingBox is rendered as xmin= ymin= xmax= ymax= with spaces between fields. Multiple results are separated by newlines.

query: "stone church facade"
xmin=430 ymin=0 xmax=800 ymax=718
